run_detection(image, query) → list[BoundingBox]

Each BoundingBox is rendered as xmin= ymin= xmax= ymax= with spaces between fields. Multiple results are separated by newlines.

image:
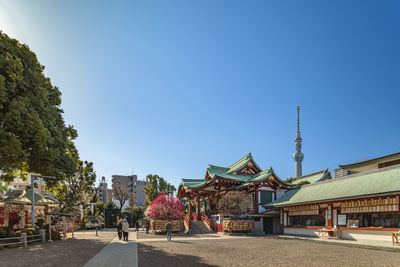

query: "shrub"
xmin=0 ymin=228 xmax=7 ymax=238
xmin=14 ymin=230 xmax=22 ymax=237
xmin=36 ymin=218 xmax=45 ymax=228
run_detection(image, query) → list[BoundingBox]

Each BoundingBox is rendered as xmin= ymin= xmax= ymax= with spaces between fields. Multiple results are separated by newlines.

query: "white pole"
xmin=31 ymin=174 xmax=36 ymax=227
xmin=49 ymin=216 xmax=52 ymax=242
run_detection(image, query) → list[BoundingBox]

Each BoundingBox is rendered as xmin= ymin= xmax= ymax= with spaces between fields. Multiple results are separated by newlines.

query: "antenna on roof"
xmin=297 ymin=106 xmax=300 ymax=133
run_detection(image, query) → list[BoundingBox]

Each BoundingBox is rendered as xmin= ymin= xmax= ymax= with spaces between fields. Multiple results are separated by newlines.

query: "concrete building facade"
xmin=111 ymin=175 xmax=147 ymax=209
xmin=98 ymin=176 xmax=108 ymax=203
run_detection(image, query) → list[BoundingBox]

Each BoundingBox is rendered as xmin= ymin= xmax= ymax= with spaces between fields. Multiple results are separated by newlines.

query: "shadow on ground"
xmin=138 ymin=242 xmax=215 ymax=267
xmin=0 ymin=233 xmax=116 ymax=267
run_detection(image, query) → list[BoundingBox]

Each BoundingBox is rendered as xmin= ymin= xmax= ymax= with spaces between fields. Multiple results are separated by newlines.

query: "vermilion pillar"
xmin=196 ymin=195 xmax=201 ymax=220
xmin=188 ymin=200 xmax=192 ymax=221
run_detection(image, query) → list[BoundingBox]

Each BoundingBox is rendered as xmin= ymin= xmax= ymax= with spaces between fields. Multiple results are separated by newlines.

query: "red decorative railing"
xmin=201 ymin=213 xmax=212 ymax=230
xmin=183 ymin=215 xmax=191 ymax=230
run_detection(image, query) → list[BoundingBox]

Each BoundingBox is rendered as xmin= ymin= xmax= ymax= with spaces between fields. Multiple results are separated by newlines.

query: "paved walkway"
xmin=84 ymin=231 xmax=138 ymax=267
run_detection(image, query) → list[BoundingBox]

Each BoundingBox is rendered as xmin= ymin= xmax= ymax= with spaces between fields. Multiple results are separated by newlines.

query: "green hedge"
xmin=0 ymin=227 xmax=7 ymax=238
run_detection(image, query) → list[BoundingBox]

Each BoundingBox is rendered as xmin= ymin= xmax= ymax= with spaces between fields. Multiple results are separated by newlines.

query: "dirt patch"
xmin=0 ymin=232 xmax=116 ymax=267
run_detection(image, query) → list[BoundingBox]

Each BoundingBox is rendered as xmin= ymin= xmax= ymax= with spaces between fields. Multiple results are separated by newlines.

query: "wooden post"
xmin=63 ymin=216 xmax=66 ymax=240
xmin=280 ymin=209 xmax=284 ymax=234
xmin=72 ymin=216 xmax=75 ymax=239
xmin=254 ymin=188 xmax=259 ymax=214
xmin=49 ymin=215 xmax=52 ymax=242
xmin=328 ymin=204 xmax=333 ymax=237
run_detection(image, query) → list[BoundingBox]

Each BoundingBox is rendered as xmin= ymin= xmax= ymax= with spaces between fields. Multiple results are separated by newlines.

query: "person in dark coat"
xmin=145 ymin=219 xmax=150 ymax=234
xmin=165 ymin=220 xmax=172 ymax=241
xmin=117 ymin=220 xmax=123 ymax=240
xmin=135 ymin=220 xmax=139 ymax=232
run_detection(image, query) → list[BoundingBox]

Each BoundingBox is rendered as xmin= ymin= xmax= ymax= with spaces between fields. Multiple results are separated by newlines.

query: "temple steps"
xmin=190 ymin=221 xmax=213 ymax=234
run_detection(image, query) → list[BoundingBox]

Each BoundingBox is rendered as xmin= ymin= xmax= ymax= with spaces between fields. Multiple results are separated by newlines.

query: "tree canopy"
xmin=0 ymin=31 xmax=76 ymax=184
xmin=142 ymin=174 xmax=176 ymax=206
xmin=146 ymin=194 xmax=184 ymax=219
xmin=49 ymin=160 xmax=96 ymax=213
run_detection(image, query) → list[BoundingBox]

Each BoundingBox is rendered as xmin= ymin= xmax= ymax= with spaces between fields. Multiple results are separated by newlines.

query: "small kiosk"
xmin=46 ymin=212 xmax=75 ymax=240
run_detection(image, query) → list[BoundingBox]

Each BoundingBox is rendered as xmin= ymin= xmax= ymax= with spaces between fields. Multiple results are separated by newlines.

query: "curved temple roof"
xmin=290 ymin=168 xmax=331 ymax=185
xmin=0 ymin=189 xmax=58 ymax=205
xmin=178 ymin=154 xmax=290 ymax=196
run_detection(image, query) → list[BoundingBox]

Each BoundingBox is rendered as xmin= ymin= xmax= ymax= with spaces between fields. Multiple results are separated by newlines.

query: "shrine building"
xmin=267 ymin=152 xmax=400 ymax=246
xmin=177 ymin=153 xmax=291 ymax=234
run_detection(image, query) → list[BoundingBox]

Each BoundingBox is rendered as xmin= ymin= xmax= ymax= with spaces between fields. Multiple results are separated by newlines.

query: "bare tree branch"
xmin=113 ymin=183 xmax=130 ymax=212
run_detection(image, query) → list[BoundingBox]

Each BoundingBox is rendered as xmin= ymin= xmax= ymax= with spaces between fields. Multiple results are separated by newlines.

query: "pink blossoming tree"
xmin=147 ymin=194 xmax=184 ymax=219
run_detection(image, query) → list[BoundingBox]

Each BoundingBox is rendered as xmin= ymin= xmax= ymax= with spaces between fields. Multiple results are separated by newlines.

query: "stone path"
xmin=84 ymin=231 xmax=138 ymax=267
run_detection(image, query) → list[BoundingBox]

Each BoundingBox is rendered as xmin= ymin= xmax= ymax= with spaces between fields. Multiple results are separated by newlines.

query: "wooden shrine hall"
xmin=177 ymin=153 xmax=290 ymax=232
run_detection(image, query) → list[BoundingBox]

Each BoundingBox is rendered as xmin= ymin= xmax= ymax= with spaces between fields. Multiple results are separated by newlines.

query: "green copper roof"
xmin=291 ymin=169 xmax=331 ymax=185
xmin=248 ymin=168 xmax=273 ymax=182
xmin=1 ymin=189 xmax=58 ymax=205
xmin=179 ymin=154 xmax=291 ymax=192
xmin=180 ymin=179 xmax=208 ymax=189
xmin=226 ymin=153 xmax=262 ymax=174
xmin=271 ymin=165 xmax=400 ymax=207
xmin=206 ymin=166 xmax=254 ymax=182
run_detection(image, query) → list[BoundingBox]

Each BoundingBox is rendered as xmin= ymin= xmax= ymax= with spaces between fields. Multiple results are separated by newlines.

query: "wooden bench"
xmin=318 ymin=228 xmax=342 ymax=239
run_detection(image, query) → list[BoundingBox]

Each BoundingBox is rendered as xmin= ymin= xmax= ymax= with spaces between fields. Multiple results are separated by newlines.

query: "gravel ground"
xmin=138 ymin=236 xmax=400 ymax=267
xmin=0 ymin=231 xmax=116 ymax=267
xmin=137 ymin=231 xmax=198 ymax=240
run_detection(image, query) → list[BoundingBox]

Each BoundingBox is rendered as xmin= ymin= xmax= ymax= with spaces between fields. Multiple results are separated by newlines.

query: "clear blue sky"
xmin=1 ymin=1 xmax=399 ymax=188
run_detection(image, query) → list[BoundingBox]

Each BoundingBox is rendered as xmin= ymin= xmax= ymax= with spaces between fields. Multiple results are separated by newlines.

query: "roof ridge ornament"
xmin=297 ymin=106 xmax=300 ymax=133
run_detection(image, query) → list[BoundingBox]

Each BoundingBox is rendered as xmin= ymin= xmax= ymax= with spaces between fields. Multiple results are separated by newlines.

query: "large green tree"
xmin=0 ymin=31 xmax=76 ymax=184
xmin=142 ymin=174 xmax=176 ymax=206
xmin=50 ymin=160 xmax=96 ymax=213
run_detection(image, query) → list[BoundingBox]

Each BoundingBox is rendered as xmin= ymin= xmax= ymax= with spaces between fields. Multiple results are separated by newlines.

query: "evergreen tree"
xmin=142 ymin=174 xmax=176 ymax=206
xmin=0 ymin=31 xmax=76 ymax=184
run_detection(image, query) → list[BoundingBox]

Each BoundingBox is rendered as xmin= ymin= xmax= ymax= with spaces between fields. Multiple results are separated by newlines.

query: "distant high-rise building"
xmin=293 ymin=106 xmax=304 ymax=178
xmin=111 ymin=175 xmax=147 ymax=209
xmin=98 ymin=176 xmax=108 ymax=203
xmin=106 ymin=189 xmax=113 ymax=203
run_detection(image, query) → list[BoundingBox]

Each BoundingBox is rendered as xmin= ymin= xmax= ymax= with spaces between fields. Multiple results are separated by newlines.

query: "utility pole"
xmin=31 ymin=174 xmax=56 ymax=228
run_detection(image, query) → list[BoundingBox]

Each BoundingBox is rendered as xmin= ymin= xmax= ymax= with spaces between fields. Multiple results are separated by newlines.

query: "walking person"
xmin=145 ymin=219 xmax=150 ymax=234
xmin=165 ymin=220 xmax=172 ymax=241
xmin=122 ymin=218 xmax=129 ymax=242
xmin=135 ymin=220 xmax=139 ymax=232
xmin=117 ymin=220 xmax=123 ymax=240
